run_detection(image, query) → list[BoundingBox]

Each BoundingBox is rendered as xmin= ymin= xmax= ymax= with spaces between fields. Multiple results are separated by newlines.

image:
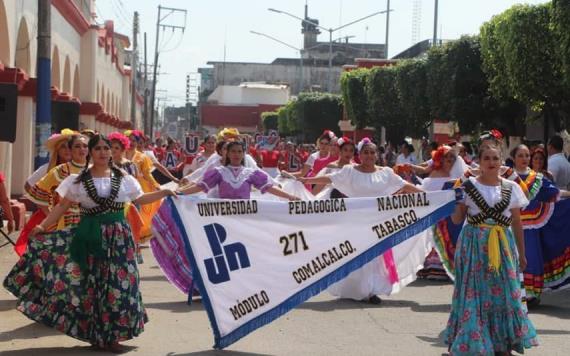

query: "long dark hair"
xmin=224 ymin=141 xmax=245 ymax=166
xmin=75 ymin=134 xmax=124 ymax=184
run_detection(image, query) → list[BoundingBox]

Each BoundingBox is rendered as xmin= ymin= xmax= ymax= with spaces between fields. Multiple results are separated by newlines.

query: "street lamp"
xmin=268 ymin=7 xmax=393 ymax=92
xmin=250 ymin=30 xmax=305 ymax=93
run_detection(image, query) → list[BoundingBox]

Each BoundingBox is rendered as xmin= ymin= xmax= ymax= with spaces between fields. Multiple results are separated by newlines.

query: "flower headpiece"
xmin=356 ymin=137 xmax=373 ymax=153
xmin=321 ymin=130 xmax=336 ymax=140
xmin=45 ymin=128 xmax=77 ymax=151
xmin=479 ymin=129 xmax=503 ymax=144
xmin=337 ymin=136 xmax=353 ymax=147
xmin=108 ymin=132 xmax=131 ymax=150
xmin=431 ymin=145 xmax=453 ymax=170
xmin=217 ymin=127 xmax=240 ymax=141
xmin=124 ymin=129 xmax=144 ymax=141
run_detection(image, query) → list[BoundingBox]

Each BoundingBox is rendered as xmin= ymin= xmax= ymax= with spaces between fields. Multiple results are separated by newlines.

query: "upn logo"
xmin=203 ymin=223 xmax=251 ymax=284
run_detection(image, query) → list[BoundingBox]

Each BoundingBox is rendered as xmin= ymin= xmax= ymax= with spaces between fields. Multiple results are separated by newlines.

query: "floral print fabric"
xmin=444 ymin=224 xmax=538 ymax=355
xmin=3 ymin=220 xmax=147 ymax=347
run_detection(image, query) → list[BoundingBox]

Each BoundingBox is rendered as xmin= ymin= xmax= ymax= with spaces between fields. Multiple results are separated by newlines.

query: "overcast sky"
xmin=95 ymin=0 xmax=548 ymax=106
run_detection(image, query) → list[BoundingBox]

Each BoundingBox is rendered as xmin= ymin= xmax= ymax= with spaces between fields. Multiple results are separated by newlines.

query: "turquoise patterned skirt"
xmin=3 ymin=221 xmax=147 ymax=347
xmin=444 ymin=223 xmax=538 ymax=355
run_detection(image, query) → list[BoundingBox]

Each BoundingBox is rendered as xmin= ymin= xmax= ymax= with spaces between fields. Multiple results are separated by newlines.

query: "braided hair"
xmin=75 ymin=134 xmax=124 ymax=184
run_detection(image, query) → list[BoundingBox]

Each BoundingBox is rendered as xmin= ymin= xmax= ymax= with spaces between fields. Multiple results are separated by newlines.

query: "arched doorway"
xmin=62 ymin=56 xmax=71 ymax=93
xmin=11 ymin=17 xmax=35 ymax=195
xmin=0 ymin=0 xmax=10 ymax=65
xmin=73 ymin=65 xmax=80 ymax=98
xmin=52 ymin=46 xmax=61 ymax=89
xmin=0 ymin=0 xmax=12 ymax=195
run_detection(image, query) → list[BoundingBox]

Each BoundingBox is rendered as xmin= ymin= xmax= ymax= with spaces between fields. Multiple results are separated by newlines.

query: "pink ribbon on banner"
xmin=383 ymin=248 xmax=400 ymax=284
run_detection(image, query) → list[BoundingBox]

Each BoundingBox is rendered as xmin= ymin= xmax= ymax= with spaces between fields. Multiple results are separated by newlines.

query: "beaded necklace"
xmin=464 ymin=179 xmax=513 ymax=226
xmin=80 ymin=168 xmax=125 ymax=215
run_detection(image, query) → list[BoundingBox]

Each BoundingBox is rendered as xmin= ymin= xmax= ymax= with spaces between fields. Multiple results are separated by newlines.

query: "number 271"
xmin=279 ymin=231 xmax=309 ymax=256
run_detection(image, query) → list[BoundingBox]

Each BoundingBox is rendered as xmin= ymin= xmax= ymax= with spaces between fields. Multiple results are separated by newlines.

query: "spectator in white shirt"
xmin=396 ymin=143 xmax=417 ymax=165
xmin=547 ymin=135 xmax=570 ymax=190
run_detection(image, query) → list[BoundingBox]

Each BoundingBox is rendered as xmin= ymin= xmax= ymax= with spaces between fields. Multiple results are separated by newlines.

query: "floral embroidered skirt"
xmin=3 ymin=221 xmax=148 ymax=347
xmin=444 ymin=224 xmax=538 ymax=355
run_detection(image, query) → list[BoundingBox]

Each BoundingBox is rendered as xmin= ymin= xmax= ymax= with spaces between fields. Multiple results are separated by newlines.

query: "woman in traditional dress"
xmin=299 ymin=138 xmax=429 ymax=304
xmin=512 ymin=144 xmax=570 ymax=306
xmin=124 ymin=130 xmax=166 ymax=242
xmin=109 ymin=132 xmax=146 ymax=263
xmin=25 ymin=134 xmax=88 ymax=232
xmin=292 ymin=130 xmax=334 ymax=178
xmin=530 ymin=147 xmax=554 ymax=181
xmin=3 ymin=134 xmax=175 ymax=352
xmin=444 ymin=144 xmax=538 ymax=355
xmin=312 ymin=136 xmax=354 ymax=197
xmin=178 ymin=141 xmax=298 ymax=201
xmin=15 ymin=130 xmax=75 ymax=256
xmin=109 ymin=132 xmax=138 ymax=176
xmin=416 ymin=145 xmax=458 ymax=280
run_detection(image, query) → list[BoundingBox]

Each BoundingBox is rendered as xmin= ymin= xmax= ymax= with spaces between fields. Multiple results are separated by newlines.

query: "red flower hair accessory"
xmin=431 ymin=145 xmax=452 ymax=170
xmin=337 ymin=136 xmax=353 ymax=147
xmin=108 ymin=132 xmax=131 ymax=150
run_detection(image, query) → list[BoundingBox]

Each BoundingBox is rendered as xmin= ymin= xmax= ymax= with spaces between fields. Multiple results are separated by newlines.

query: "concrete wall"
xmin=210 ymin=62 xmax=342 ymax=94
xmin=208 ymin=85 xmax=290 ymax=106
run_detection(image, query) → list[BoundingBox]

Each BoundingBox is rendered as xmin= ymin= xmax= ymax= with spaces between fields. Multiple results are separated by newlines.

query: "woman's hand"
xmin=297 ymin=177 xmax=307 ymax=183
xmin=6 ymin=219 xmax=14 ymax=234
xmin=179 ymin=177 xmax=190 ymax=186
xmin=162 ymin=189 xmax=177 ymax=198
xmin=30 ymin=224 xmax=45 ymax=238
xmin=288 ymin=195 xmax=301 ymax=201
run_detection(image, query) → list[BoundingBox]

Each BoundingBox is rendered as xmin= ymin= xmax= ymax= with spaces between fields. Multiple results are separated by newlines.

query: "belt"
xmin=70 ymin=211 xmax=125 ymax=272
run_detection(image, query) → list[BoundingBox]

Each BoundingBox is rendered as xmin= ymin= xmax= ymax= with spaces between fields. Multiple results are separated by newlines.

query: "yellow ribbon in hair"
xmin=60 ymin=128 xmax=76 ymax=135
xmin=477 ymin=223 xmax=512 ymax=272
xmin=217 ymin=127 xmax=240 ymax=141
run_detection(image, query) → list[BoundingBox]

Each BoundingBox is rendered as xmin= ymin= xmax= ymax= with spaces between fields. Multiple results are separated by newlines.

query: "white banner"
xmin=162 ymin=191 xmax=456 ymax=348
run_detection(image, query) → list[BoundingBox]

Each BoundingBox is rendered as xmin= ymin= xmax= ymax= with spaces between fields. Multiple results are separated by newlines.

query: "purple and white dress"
xmin=151 ymin=165 xmax=274 ymax=295
xmin=197 ymin=165 xmax=273 ymax=199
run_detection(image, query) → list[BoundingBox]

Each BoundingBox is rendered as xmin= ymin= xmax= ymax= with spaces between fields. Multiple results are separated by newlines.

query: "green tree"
xmin=295 ymin=92 xmax=343 ymax=141
xmin=340 ymin=68 xmax=371 ymax=129
xmin=481 ymin=3 xmax=568 ymax=134
xmin=367 ymin=66 xmax=406 ymax=143
xmin=395 ymin=59 xmax=430 ymax=138
xmin=276 ymin=93 xmax=343 ymax=141
xmin=261 ymin=111 xmax=279 ymax=133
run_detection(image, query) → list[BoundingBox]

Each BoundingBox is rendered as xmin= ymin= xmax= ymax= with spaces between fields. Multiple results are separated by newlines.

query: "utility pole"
xmin=433 ymin=0 xmax=439 ymax=47
xmin=150 ymin=5 xmax=187 ymax=139
xmin=143 ymin=32 xmax=148 ymax=135
xmin=385 ymin=0 xmax=390 ymax=59
xmin=35 ymin=0 xmax=52 ymax=169
xmin=130 ymin=11 xmax=139 ymax=126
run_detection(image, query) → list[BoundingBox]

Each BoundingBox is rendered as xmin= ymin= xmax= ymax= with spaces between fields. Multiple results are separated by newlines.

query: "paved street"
xmin=1 ymin=237 xmax=569 ymax=356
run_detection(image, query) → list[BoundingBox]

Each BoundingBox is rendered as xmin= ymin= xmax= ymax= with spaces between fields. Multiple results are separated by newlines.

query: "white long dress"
xmin=326 ymin=165 xmax=434 ymax=299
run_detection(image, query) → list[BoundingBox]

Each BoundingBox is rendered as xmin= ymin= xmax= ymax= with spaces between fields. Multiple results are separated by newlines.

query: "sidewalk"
xmin=0 ymin=235 xmax=569 ymax=355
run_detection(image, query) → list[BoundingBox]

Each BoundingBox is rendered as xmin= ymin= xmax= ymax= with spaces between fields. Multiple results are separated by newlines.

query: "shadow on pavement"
xmin=0 ymin=299 xmax=16 ymax=312
xmin=0 ymin=345 xmax=137 ymax=355
xmin=408 ymin=279 xmax=453 ymax=287
xmin=416 ymin=330 xmax=446 ymax=348
xmin=298 ymin=298 xmax=450 ymax=313
xmin=0 ymin=323 xmax=60 ymax=342
xmin=167 ymin=351 xmax=273 ymax=356
xmin=139 ymin=275 xmax=169 ymax=282
xmin=536 ymin=328 xmax=570 ymax=335
xmin=144 ymin=300 xmax=201 ymax=313
xmin=530 ymin=303 xmax=570 ymax=320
